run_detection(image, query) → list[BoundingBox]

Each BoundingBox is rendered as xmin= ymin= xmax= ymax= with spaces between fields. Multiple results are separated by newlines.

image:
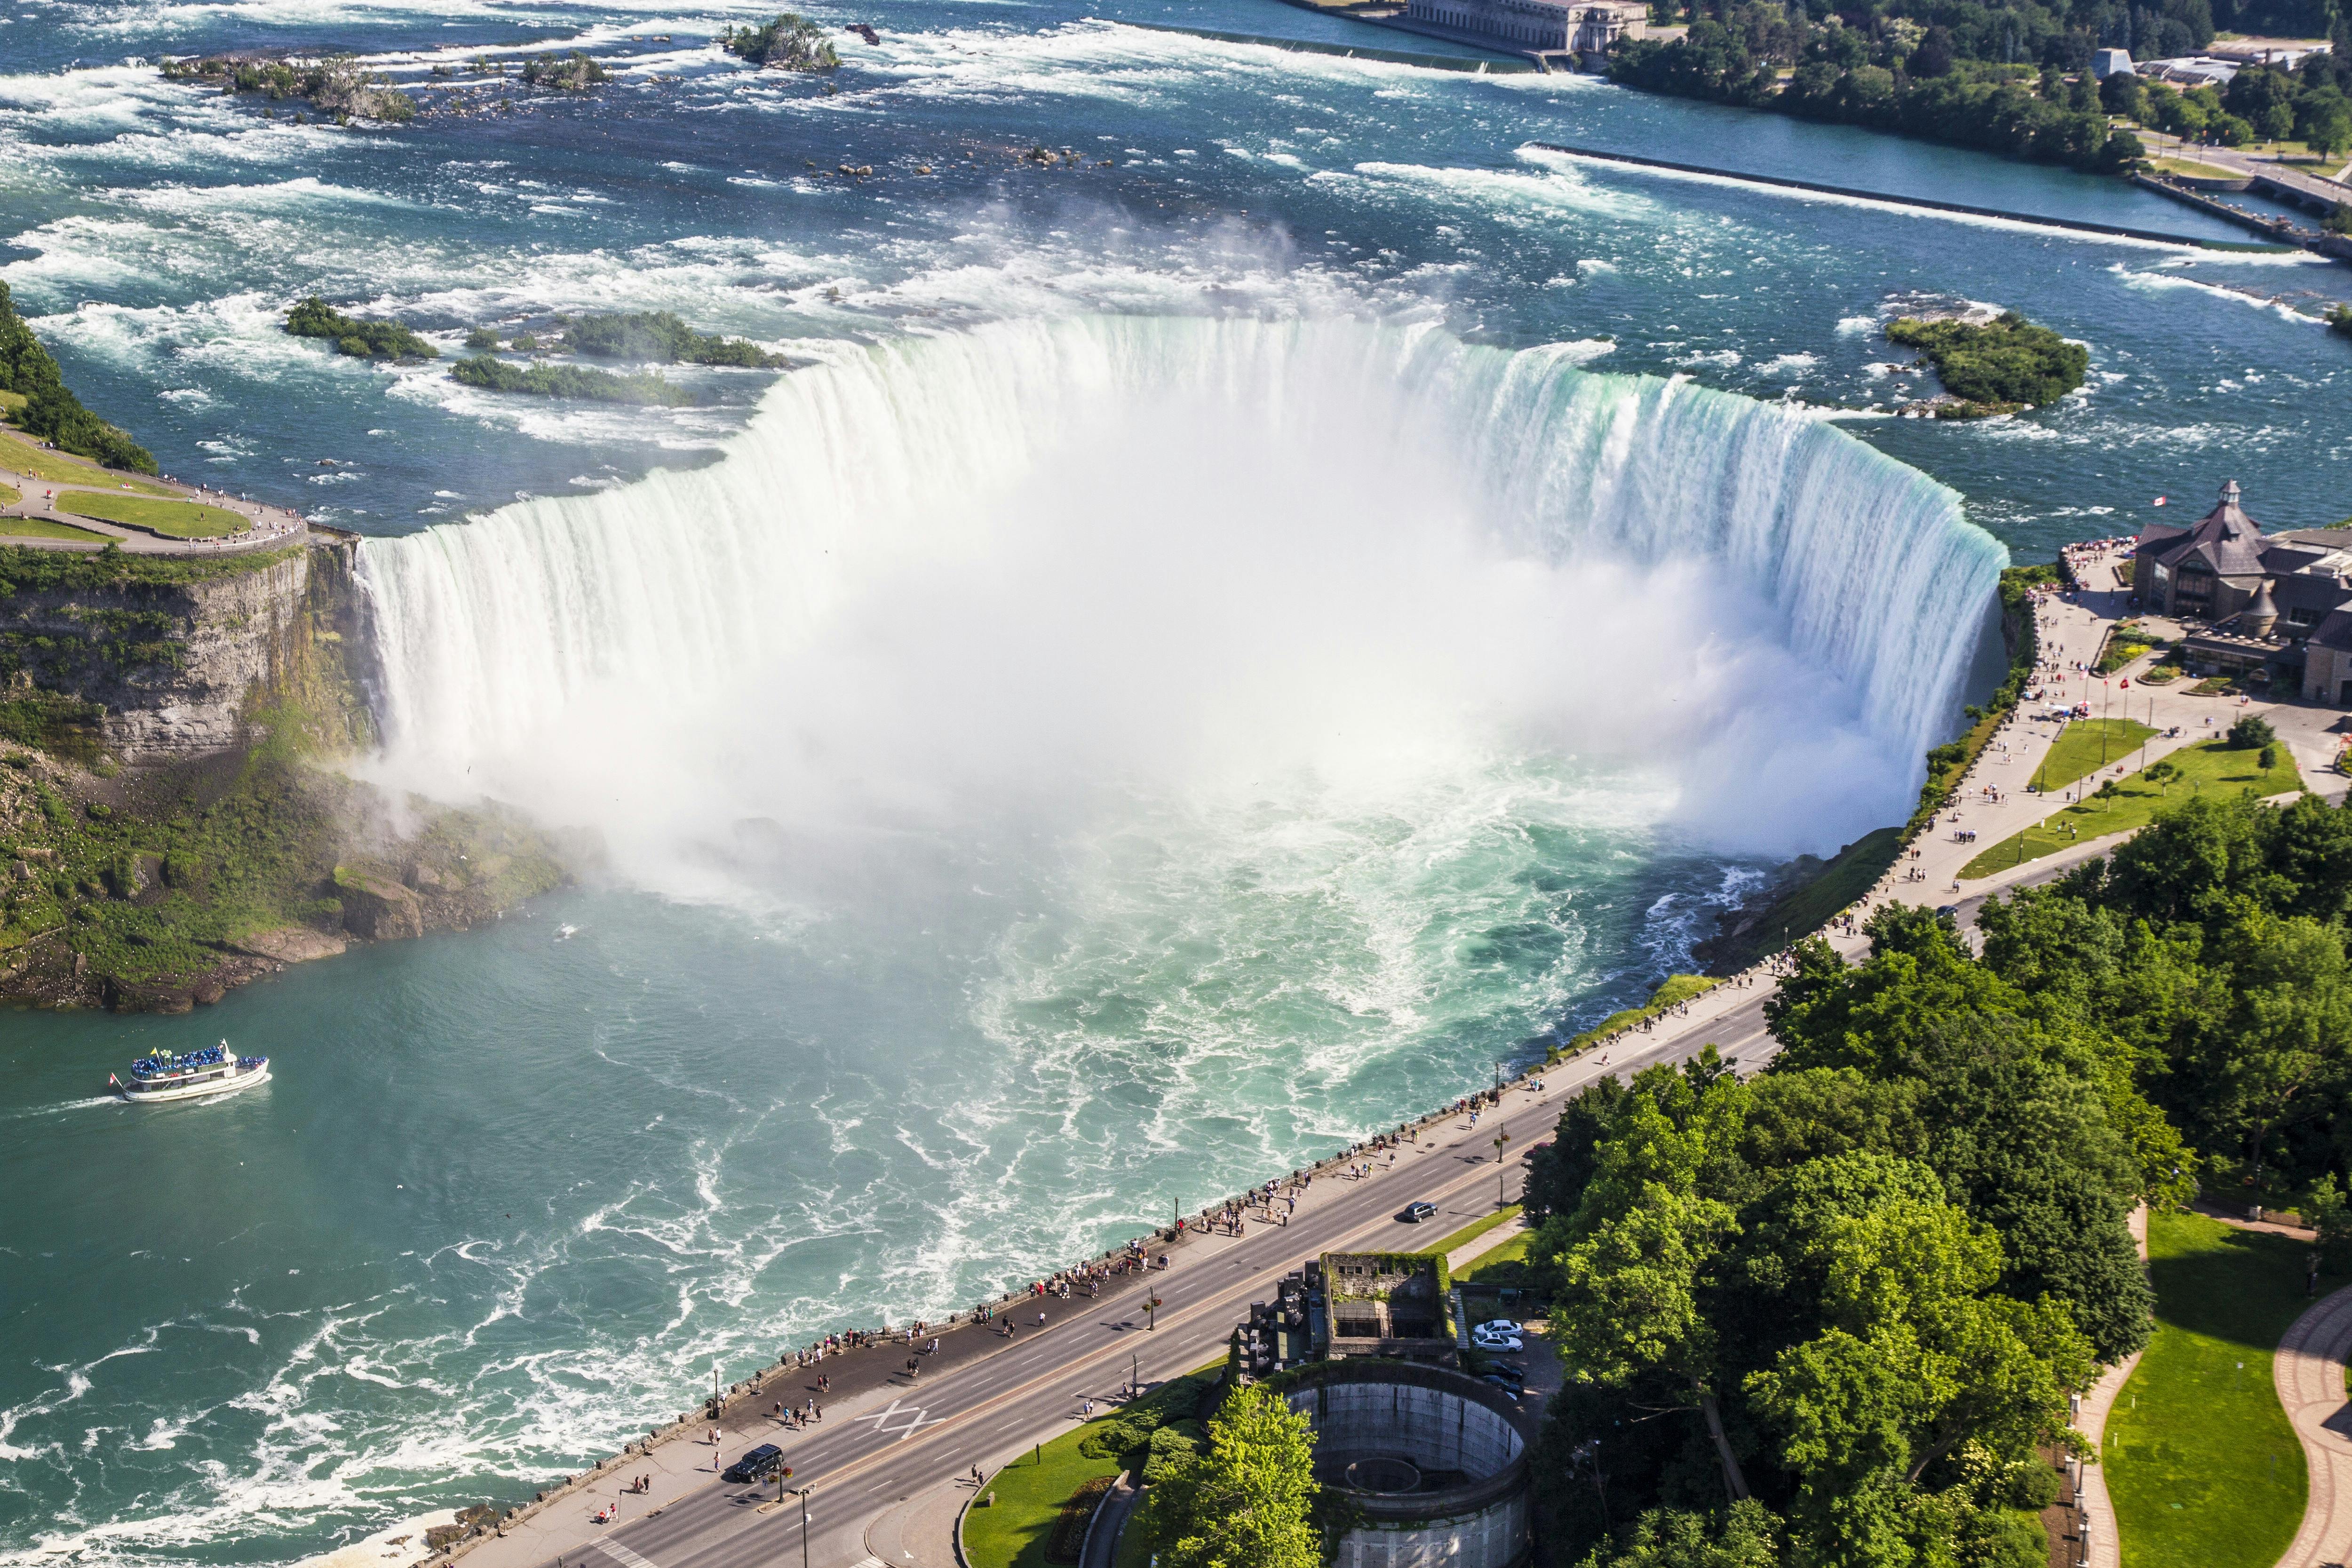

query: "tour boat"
xmin=110 ymin=1041 xmax=270 ymax=1104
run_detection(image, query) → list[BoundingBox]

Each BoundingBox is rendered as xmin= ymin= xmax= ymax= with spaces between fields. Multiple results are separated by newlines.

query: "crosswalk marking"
xmin=596 ymin=1539 xmax=659 ymax=1568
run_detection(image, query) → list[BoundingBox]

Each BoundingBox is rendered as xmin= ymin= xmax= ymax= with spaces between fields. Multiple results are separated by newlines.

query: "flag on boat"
xmin=107 ymin=1073 xmax=120 ymax=1088
xmin=2153 ymin=496 xmax=2168 ymax=506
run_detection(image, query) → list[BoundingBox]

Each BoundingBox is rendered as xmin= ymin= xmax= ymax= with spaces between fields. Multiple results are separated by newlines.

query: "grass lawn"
xmin=1429 ymin=1204 xmax=1521 ymax=1258
xmin=1456 ymin=1229 xmax=1534 ymax=1284
xmin=0 ymin=483 xmax=15 ymax=508
xmin=964 ymin=1424 xmax=1122 ymax=1568
xmin=0 ymin=515 xmax=110 ymax=543
xmin=1565 ymin=972 xmax=1717 ymax=1052
xmin=0 ymin=430 xmax=175 ymax=494
xmin=2028 ymin=719 xmax=2159 ymax=793
xmin=2151 ymin=155 xmax=2249 ymax=180
xmin=965 ymin=1361 xmax=1223 ymax=1568
xmin=1961 ymin=740 xmax=2301 ymax=878
xmin=2105 ymin=1210 xmax=2340 ymax=1568
xmin=58 ymin=491 xmax=248 ymax=539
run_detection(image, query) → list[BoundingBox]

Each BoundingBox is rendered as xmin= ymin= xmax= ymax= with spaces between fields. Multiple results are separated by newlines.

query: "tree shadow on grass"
xmin=2145 ymin=1218 xmax=2342 ymax=1351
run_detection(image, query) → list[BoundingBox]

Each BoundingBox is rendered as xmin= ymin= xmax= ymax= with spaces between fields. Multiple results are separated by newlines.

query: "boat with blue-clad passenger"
xmin=109 ymin=1041 xmax=270 ymax=1103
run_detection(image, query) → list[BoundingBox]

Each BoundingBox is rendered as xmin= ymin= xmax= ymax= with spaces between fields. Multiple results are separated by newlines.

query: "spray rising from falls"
xmin=357 ymin=315 xmax=2004 ymax=894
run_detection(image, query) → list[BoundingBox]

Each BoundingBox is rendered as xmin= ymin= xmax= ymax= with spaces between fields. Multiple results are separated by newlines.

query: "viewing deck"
xmin=0 ymin=434 xmax=310 ymax=555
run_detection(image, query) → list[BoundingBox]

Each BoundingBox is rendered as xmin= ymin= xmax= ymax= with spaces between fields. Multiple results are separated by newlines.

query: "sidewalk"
xmin=0 ymin=459 xmax=308 ymax=555
xmin=2274 ymin=1284 xmax=2352 ymax=1568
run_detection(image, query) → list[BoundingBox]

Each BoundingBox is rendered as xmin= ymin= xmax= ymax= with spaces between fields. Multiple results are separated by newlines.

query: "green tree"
xmin=1142 ymin=1382 xmax=1321 ymax=1568
xmin=1578 ymin=1500 xmax=1782 ymax=1567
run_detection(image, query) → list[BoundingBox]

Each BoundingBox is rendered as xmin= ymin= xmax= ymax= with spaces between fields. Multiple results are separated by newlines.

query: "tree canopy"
xmin=1140 ymin=1381 xmax=1321 ymax=1568
xmin=1535 ymin=787 xmax=2352 ymax=1563
xmin=0 ymin=281 xmax=156 ymax=474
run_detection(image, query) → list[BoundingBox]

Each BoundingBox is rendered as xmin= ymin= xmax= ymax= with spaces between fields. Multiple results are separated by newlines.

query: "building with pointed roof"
xmin=2130 ymin=481 xmax=2352 ymax=705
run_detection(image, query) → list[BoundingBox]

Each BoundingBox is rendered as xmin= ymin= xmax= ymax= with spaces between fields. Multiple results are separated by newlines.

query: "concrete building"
xmin=2131 ymin=480 xmax=2352 ymax=703
xmin=1402 ymin=0 xmax=1646 ymax=63
xmin=1281 ymin=1361 xmax=1534 ymax=1568
xmin=1322 ymin=1252 xmax=1456 ymax=1361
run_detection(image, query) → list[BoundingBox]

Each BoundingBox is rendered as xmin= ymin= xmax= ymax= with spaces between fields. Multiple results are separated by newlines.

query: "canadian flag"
xmin=2153 ymin=496 xmax=2168 ymax=506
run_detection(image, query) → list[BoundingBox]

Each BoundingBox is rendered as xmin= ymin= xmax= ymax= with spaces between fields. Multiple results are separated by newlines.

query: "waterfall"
xmin=355 ymin=315 xmax=2004 ymax=875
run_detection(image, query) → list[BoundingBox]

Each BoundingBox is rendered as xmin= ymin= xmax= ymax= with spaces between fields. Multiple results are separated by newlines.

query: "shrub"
xmin=464 ymin=327 xmax=500 ymax=351
xmin=722 ymin=14 xmax=839 ymax=71
xmin=448 ymin=354 xmax=692 ymax=406
xmin=2229 ymin=714 xmax=2279 ymax=748
xmin=560 ymin=310 xmax=786 ymax=367
xmin=286 ymin=297 xmax=438 ymax=359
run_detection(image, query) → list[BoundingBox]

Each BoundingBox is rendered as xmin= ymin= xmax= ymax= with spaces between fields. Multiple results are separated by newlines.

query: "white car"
xmin=1476 ymin=1319 xmax=1521 ymax=1336
xmin=1471 ymin=1329 xmax=1523 ymax=1352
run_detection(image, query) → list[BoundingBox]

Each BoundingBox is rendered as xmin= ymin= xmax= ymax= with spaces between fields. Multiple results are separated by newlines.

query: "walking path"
xmin=2072 ymin=1206 xmax=2149 ymax=1568
xmin=2274 ymin=1284 xmax=2352 ymax=1568
xmin=0 ymin=455 xmax=308 ymax=554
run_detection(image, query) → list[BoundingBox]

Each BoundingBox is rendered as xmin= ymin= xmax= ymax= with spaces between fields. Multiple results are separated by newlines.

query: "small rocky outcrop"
xmin=235 ymin=925 xmax=348 ymax=962
xmin=337 ymin=868 xmax=424 ymax=940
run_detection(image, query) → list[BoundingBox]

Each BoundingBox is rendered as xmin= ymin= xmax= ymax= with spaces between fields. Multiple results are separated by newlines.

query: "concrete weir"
xmin=1279 ymin=1361 xmax=1535 ymax=1568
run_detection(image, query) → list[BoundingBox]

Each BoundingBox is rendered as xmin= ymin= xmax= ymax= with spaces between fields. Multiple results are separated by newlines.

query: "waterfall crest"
xmin=356 ymin=315 xmax=2003 ymax=873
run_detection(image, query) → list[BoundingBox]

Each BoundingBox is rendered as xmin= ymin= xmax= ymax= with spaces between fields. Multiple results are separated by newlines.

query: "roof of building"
xmin=2312 ymin=608 xmax=2352 ymax=653
xmin=2273 ymin=571 xmax=2352 ymax=618
xmin=2246 ymin=579 xmax=2280 ymax=621
xmin=2137 ymin=481 xmax=2269 ymax=578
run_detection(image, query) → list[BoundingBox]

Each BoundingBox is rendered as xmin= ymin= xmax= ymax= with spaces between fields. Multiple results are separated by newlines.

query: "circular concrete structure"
xmin=1279 ymin=1362 xmax=1533 ymax=1568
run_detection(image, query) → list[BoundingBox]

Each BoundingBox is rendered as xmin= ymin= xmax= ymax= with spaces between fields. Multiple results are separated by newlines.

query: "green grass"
xmin=57 ymin=491 xmax=250 ymax=539
xmin=963 ymin=1425 xmax=1122 ymax=1568
xmin=2028 ymin=719 xmax=2159 ymax=794
xmin=2152 ymin=155 xmax=2249 ymax=179
xmin=1695 ymin=824 xmax=1909 ymax=974
xmin=0 ymin=483 xmax=16 ymax=508
xmin=0 ymin=430 xmax=175 ymax=494
xmin=1429 ymin=1204 xmax=1521 ymax=1258
xmin=0 ymin=541 xmax=301 ymax=592
xmin=1960 ymin=740 xmax=2303 ymax=878
xmin=1563 ymin=972 xmax=1717 ymax=1054
xmin=965 ymin=1363 xmax=1223 ymax=1568
xmin=1456 ymin=1229 xmax=1534 ymax=1284
xmin=0 ymin=515 xmax=109 ymax=543
xmin=2105 ymin=1210 xmax=2339 ymax=1568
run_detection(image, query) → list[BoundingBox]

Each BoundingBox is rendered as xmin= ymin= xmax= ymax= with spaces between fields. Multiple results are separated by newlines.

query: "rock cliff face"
xmin=0 ymin=542 xmax=345 ymax=763
xmin=0 ymin=537 xmax=572 ymax=1013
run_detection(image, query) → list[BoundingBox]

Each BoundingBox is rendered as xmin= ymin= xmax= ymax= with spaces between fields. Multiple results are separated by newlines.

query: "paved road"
xmin=474 ymin=1006 xmax=1783 ymax=1568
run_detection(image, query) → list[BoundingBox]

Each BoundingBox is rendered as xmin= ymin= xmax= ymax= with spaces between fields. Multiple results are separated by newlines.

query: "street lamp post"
xmin=783 ymin=1485 xmax=812 ymax=1568
xmin=1493 ymin=1128 xmax=1511 ymax=1205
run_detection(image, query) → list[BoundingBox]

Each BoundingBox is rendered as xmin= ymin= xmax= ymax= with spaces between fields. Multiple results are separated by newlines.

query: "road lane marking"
xmin=572 ymin=1024 xmax=1758 ymax=1568
xmin=596 ymin=1542 xmax=660 ymax=1568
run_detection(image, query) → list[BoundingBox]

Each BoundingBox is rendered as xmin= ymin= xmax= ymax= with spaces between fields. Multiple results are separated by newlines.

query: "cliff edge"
xmin=0 ymin=537 xmax=572 ymax=1012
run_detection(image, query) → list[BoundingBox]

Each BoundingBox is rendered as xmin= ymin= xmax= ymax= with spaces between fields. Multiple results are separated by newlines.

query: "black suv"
xmin=723 ymin=1443 xmax=787 ymax=1484
xmin=1397 ymin=1202 xmax=1438 ymax=1224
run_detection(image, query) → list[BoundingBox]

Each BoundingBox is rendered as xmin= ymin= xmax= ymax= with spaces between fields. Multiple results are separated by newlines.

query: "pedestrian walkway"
xmin=2272 ymin=1281 xmax=2352 ymax=1568
xmin=0 ymin=456 xmax=308 ymax=554
xmin=2073 ymin=1205 xmax=2149 ymax=1568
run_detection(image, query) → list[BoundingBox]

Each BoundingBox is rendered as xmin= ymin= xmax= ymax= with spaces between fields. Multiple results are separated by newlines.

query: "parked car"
xmin=1480 ymin=1374 xmax=1524 ymax=1396
xmin=1476 ymin=1319 xmax=1521 ymax=1335
xmin=722 ymin=1443 xmax=787 ymax=1484
xmin=1471 ymin=1329 xmax=1523 ymax=1352
xmin=1397 ymin=1201 xmax=1438 ymax=1224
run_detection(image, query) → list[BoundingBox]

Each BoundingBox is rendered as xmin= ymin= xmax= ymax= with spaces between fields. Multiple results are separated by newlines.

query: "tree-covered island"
xmin=283 ymin=297 xmax=439 ymax=361
xmin=1884 ymin=311 xmax=2089 ymax=416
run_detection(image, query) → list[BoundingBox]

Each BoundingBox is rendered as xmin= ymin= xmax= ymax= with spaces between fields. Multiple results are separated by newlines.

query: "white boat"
xmin=111 ymin=1040 xmax=270 ymax=1104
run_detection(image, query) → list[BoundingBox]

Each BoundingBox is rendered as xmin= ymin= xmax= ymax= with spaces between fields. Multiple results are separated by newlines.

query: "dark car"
xmin=1480 ymin=1374 xmax=1524 ymax=1397
xmin=1397 ymin=1201 xmax=1438 ymax=1223
xmin=723 ymin=1443 xmax=787 ymax=1484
